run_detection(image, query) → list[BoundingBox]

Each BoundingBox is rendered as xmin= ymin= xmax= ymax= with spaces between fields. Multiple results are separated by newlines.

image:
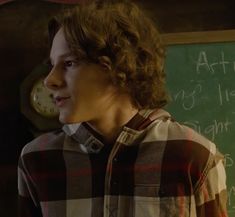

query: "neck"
xmin=87 ymin=96 xmax=138 ymax=144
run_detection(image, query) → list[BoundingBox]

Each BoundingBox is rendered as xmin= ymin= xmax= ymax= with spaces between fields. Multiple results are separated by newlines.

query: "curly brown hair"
xmin=48 ymin=1 xmax=169 ymax=109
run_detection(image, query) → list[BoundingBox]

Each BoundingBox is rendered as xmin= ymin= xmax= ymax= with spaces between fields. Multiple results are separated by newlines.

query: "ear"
xmin=98 ymin=56 xmax=112 ymax=71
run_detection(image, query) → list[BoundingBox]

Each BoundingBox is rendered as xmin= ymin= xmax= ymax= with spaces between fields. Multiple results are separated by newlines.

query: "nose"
xmin=44 ymin=66 xmax=65 ymax=90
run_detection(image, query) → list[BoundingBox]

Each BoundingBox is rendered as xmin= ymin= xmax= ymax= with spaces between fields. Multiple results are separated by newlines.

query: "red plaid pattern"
xmin=18 ymin=109 xmax=228 ymax=217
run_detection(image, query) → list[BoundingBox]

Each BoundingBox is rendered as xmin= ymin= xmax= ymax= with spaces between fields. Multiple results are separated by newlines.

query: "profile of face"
xmin=44 ymin=28 xmax=118 ymax=124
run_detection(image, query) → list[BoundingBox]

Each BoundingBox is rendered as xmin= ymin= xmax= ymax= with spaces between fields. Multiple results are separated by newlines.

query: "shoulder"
xmin=20 ymin=129 xmax=65 ymax=158
xmin=145 ymin=113 xmax=217 ymax=157
xmin=19 ymin=130 xmax=66 ymax=174
xmin=144 ymin=113 xmax=221 ymax=187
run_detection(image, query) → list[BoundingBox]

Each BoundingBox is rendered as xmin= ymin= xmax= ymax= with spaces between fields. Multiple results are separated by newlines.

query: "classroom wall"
xmin=0 ymin=0 xmax=235 ymax=216
xmin=0 ymin=2 xmax=68 ymax=216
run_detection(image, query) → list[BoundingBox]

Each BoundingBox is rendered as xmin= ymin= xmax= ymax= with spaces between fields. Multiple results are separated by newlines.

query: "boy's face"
xmin=44 ymin=28 xmax=117 ymax=124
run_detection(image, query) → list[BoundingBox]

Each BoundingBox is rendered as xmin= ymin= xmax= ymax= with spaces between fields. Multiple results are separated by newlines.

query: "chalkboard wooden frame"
xmin=162 ymin=29 xmax=235 ymax=45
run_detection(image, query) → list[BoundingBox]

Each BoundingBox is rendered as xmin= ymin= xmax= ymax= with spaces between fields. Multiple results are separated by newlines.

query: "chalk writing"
xmin=173 ymin=84 xmax=202 ymax=110
xmin=183 ymin=119 xmax=232 ymax=141
xmin=196 ymin=51 xmax=230 ymax=74
xmin=224 ymin=154 xmax=234 ymax=168
xmin=218 ymin=84 xmax=235 ymax=106
xmin=228 ymin=186 xmax=235 ymax=211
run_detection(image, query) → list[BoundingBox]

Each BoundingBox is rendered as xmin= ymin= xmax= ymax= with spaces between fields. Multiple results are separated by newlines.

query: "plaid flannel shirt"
xmin=18 ymin=109 xmax=228 ymax=217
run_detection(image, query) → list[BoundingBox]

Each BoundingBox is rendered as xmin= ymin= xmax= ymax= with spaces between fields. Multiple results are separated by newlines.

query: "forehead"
xmin=50 ymin=28 xmax=71 ymax=60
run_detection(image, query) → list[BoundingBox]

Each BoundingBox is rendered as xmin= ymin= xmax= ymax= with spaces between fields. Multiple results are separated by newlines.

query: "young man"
xmin=18 ymin=1 xmax=228 ymax=217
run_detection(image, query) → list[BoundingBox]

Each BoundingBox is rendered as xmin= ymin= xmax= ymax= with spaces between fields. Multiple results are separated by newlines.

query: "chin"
xmin=59 ymin=113 xmax=72 ymax=124
xmin=59 ymin=113 xmax=83 ymax=124
xmin=59 ymin=117 xmax=76 ymax=124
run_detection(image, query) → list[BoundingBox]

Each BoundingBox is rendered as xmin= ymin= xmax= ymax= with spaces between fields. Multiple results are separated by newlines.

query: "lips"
xmin=54 ymin=96 xmax=70 ymax=107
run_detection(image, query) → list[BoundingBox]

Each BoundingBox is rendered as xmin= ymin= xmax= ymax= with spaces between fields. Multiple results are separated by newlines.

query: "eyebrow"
xmin=49 ymin=52 xmax=75 ymax=64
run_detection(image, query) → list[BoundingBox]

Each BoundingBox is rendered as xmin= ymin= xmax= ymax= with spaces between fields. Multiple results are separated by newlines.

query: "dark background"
xmin=1 ymin=0 xmax=235 ymax=216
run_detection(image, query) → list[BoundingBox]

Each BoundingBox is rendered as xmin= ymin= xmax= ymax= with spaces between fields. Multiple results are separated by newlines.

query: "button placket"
xmin=104 ymin=142 xmax=121 ymax=217
xmin=110 ymin=155 xmax=120 ymax=192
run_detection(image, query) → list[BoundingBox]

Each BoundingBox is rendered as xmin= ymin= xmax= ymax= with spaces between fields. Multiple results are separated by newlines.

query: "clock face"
xmin=30 ymin=77 xmax=59 ymax=118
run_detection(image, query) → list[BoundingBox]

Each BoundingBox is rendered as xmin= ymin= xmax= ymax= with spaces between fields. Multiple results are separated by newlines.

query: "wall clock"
xmin=20 ymin=63 xmax=62 ymax=132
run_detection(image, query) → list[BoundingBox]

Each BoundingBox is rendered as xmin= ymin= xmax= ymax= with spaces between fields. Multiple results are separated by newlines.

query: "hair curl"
xmin=48 ymin=1 xmax=169 ymax=109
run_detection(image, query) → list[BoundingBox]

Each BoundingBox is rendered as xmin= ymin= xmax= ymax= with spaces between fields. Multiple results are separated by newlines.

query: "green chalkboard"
xmin=165 ymin=41 xmax=235 ymax=215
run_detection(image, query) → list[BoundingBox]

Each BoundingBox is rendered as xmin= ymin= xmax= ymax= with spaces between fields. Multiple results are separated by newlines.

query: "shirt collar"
xmin=125 ymin=109 xmax=170 ymax=130
xmin=62 ymin=109 xmax=171 ymax=153
xmin=63 ymin=123 xmax=104 ymax=153
xmin=61 ymin=109 xmax=153 ymax=138
xmin=62 ymin=123 xmax=81 ymax=136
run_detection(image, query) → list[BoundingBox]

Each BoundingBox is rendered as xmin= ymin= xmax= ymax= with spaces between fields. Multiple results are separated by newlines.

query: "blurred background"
xmin=0 ymin=0 xmax=235 ymax=216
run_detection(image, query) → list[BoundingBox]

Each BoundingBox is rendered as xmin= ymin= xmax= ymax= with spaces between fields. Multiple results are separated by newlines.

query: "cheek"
xmin=68 ymin=76 xmax=113 ymax=105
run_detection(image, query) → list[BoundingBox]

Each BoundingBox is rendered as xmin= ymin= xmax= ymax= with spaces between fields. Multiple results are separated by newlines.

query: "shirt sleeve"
xmin=18 ymin=155 xmax=43 ymax=217
xmin=194 ymin=149 xmax=228 ymax=217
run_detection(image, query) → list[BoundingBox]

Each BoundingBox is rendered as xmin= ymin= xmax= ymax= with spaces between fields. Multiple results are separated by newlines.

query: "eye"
xmin=64 ymin=60 xmax=77 ymax=68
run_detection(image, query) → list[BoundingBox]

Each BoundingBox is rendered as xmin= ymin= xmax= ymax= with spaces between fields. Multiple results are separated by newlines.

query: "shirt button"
xmin=91 ymin=143 xmax=99 ymax=151
xmin=113 ymin=157 xmax=118 ymax=162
